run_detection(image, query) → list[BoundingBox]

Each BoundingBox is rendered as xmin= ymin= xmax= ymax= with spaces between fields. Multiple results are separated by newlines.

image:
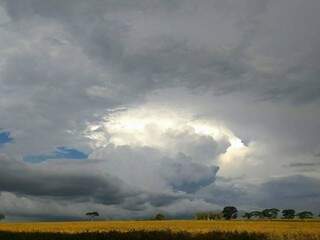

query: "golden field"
xmin=0 ymin=220 xmax=320 ymax=239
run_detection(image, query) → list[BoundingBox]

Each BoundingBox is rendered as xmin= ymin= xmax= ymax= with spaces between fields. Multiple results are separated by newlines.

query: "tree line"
xmin=195 ymin=206 xmax=317 ymax=220
xmin=0 ymin=208 xmax=317 ymax=222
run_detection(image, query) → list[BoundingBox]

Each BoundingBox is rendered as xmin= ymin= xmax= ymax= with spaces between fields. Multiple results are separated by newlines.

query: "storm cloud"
xmin=0 ymin=0 xmax=319 ymax=219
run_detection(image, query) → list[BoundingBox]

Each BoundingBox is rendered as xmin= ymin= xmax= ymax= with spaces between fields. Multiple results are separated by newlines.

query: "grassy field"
xmin=0 ymin=220 xmax=320 ymax=239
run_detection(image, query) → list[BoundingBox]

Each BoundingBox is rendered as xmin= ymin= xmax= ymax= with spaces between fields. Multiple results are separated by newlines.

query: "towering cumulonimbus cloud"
xmin=86 ymin=106 xmax=244 ymax=193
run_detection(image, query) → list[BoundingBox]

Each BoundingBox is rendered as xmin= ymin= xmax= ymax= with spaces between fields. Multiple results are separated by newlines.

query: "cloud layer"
xmin=0 ymin=0 xmax=319 ymax=218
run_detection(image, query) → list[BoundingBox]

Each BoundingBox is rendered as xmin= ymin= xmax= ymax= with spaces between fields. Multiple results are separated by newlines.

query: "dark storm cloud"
xmin=0 ymin=0 xmax=320 ymax=218
xmin=197 ymin=181 xmax=247 ymax=207
xmin=2 ymin=0 xmax=320 ymax=104
xmin=0 ymin=149 xmax=215 ymax=214
xmin=0 ymin=152 xmax=218 ymax=219
xmin=160 ymin=154 xmax=219 ymax=193
xmin=195 ymin=175 xmax=320 ymax=212
xmin=89 ymin=143 xmax=223 ymax=195
xmin=0 ymin=154 xmax=130 ymax=204
xmin=258 ymin=175 xmax=320 ymax=211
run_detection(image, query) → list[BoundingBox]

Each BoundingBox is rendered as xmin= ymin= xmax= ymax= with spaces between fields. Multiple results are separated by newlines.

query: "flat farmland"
xmin=0 ymin=220 xmax=320 ymax=239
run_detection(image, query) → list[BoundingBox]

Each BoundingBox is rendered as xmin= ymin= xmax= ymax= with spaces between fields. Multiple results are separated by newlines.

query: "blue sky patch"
xmin=0 ymin=131 xmax=13 ymax=147
xmin=24 ymin=147 xmax=88 ymax=163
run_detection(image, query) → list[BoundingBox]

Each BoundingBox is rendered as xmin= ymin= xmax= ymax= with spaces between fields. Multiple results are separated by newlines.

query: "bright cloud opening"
xmin=86 ymin=105 xmax=250 ymax=168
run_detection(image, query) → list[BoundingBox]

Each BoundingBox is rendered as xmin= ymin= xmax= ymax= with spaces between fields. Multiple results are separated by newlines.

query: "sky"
xmin=0 ymin=0 xmax=319 ymax=220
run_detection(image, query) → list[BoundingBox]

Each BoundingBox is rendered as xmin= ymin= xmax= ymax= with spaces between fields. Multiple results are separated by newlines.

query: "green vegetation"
xmin=243 ymin=211 xmax=263 ymax=219
xmin=85 ymin=212 xmax=99 ymax=221
xmin=297 ymin=211 xmax=314 ymax=219
xmin=282 ymin=209 xmax=295 ymax=219
xmin=222 ymin=206 xmax=238 ymax=220
xmin=197 ymin=206 xmax=318 ymax=220
xmin=154 ymin=213 xmax=165 ymax=220
xmin=195 ymin=211 xmax=223 ymax=220
xmin=261 ymin=208 xmax=280 ymax=219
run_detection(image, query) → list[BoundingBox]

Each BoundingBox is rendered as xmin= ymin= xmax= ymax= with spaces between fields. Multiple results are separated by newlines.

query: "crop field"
xmin=0 ymin=220 xmax=320 ymax=240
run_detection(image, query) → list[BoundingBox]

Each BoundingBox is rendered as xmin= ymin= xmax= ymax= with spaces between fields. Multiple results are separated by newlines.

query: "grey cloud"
xmin=0 ymin=155 xmax=132 ymax=204
xmin=0 ymin=152 xmax=219 ymax=219
xmin=3 ymin=0 xmax=320 ymax=104
xmin=90 ymin=143 xmax=222 ymax=194
xmin=163 ymin=125 xmax=230 ymax=163
xmin=0 ymin=0 xmax=320 ymax=218
xmin=288 ymin=162 xmax=320 ymax=168
xmin=0 ymin=191 xmax=218 ymax=220
xmin=196 ymin=180 xmax=248 ymax=207
xmin=0 ymin=17 xmax=121 ymax=155
xmin=148 ymin=87 xmax=320 ymax=179
xmin=196 ymin=175 xmax=320 ymax=212
xmin=257 ymin=175 xmax=320 ymax=212
xmin=286 ymin=162 xmax=320 ymax=173
xmin=0 ymin=191 xmax=150 ymax=219
xmin=0 ymin=0 xmax=319 ymax=157
xmin=0 ymin=153 xmax=193 ymax=218
xmin=160 ymin=154 xmax=219 ymax=193
xmin=0 ymin=141 xmax=222 ymax=217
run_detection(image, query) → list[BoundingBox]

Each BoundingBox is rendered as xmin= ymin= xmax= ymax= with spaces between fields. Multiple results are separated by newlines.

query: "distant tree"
xmin=208 ymin=211 xmax=223 ymax=220
xmin=196 ymin=211 xmax=223 ymax=220
xmin=243 ymin=212 xmax=251 ymax=220
xmin=222 ymin=206 xmax=238 ymax=220
xmin=195 ymin=212 xmax=208 ymax=220
xmin=296 ymin=211 xmax=313 ymax=219
xmin=282 ymin=209 xmax=295 ymax=219
xmin=0 ymin=214 xmax=5 ymax=221
xmin=154 ymin=213 xmax=165 ymax=220
xmin=250 ymin=211 xmax=263 ymax=219
xmin=86 ymin=211 xmax=99 ymax=221
xmin=262 ymin=208 xmax=279 ymax=219
xmin=270 ymin=208 xmax=280 ymax=219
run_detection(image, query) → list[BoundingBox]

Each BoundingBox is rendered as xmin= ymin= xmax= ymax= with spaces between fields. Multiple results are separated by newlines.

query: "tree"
xmin=282 ymin=209 xmax=295 ymax=219
xmin=0 ymin=214 xmax=5 ymax=221
xmin=195 ymin=211 xmax=222 ymax=220
xmin=86 ymin=211 xmax=99 ymax=221
xmin=296 ymin=211 xmax=313 ymax=219
xmin=250 ymin=211 xmax=263 ymax=219
xmin=208 ymin=211 xmax=223 ymax=220
xmin=222 ymin=206 xmax=238 ymax=220
xmin=262 ymin=208 xmax=279 ymax=219
xmin=195 ymin=212 xmax=208 ymax=220
xmin=154 ymin=213 xmax=165 ymax=220
xmin=243 ymin=212 xmax=252 ymax=220
xmin=270 ymin=208 xmax=280 ymax=219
